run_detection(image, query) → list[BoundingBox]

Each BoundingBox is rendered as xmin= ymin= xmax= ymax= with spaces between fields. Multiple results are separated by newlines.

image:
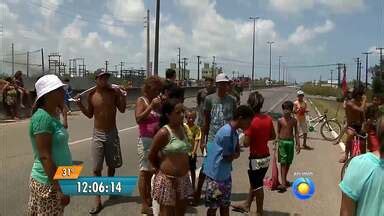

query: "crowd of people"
xmin=24 ymin=69 xmax=383 ymax=216
xmin=1 ymin=71 xmax=30 ymax=119
xmin=338 ymin=84 xmax=384 ymax=216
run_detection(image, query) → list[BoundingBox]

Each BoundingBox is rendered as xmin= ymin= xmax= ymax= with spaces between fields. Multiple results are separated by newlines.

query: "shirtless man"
xmin=76 ymin=70 xmax=126 ymax=214
xmin=339 ymin=85 xmax=367 ymax=163
xmin=294 ymin=91 xmax=312 ymax=149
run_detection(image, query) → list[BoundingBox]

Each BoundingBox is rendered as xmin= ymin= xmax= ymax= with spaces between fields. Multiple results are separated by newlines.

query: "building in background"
xmin=202 ymin=63 xmax=222 ymax=79
xmin=169 ymin=63 xmax=190 ymax=81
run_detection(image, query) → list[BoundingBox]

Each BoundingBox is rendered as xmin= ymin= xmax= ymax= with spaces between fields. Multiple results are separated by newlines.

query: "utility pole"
xmin=337 ymin=63 xmax=342 ymax=88
xmin=120 ymin=61 xmax=124 ymax=78
xmin=182 ymin=57 xmax=188 ymax=81
xmin=362 ymin=52 xmax=372 ymax=89
xmin=267 ymin=41 xmax=274 ymax=81
xmin=41 ymin=48 xmax=45 ymax=74
xmin=153 ymin=0 xmax=160 ymax=76
xmin=249 ymin=17 xmax=259 ymax=85
xmin=197 ymin=55 xmax=201 ymax=81
xmin=178 ymin=48 xmax=181 ymax=80
xmin=330 ymin=70 xmax=333 ymax=88
xmin=105 ymin=61 xmax=109 ymax=73
xmin=377 ymin=47 xmax=384 ymax=80
xmin=212 ymin=56 xmax=216 ymax=78
xmin=355 ymin=58 xmax=360 ymax=82
xmin=11 ymin=43 xmax=14 ymax=75
xmin=145 ymin=9 xmax=151 ymax=77
xmin=278 ymin=56 xmax=282 ymax=83
xmin=286 ymin=66 xmax=289 ymax=85
xmin=26 ymin=51 xmax=29 ymax=78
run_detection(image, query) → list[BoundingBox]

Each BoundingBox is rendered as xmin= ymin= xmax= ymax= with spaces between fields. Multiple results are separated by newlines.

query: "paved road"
xmin=0 ymin=87 xmax=344 ymax=215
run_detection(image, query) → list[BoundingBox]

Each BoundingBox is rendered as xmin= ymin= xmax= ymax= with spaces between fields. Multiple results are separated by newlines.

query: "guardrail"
xmin=0 ymin=84 xmax=287 ymax=120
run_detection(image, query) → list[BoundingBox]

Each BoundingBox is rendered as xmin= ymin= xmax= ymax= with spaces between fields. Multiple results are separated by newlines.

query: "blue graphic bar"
xmin=59 ymin=176 xmax=138 ymax=196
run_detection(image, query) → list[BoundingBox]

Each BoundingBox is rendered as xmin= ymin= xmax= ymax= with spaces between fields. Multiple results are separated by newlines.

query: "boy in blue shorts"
xmin=203 ymin=105 xmax=254 ymax=216
xmin=277 ymin=101 xmax=301 ymax=191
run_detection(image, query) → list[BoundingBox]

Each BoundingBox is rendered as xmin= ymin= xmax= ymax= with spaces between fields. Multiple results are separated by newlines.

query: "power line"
xmin=0 ymin=59 xmax=42 ymax=66
xmin=287 ymin=63 xmax=339 ymax=69
xmin=27 ymin=1 xmax=142 ymax=28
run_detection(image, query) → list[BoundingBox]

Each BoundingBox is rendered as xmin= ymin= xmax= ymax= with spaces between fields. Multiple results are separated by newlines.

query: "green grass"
xmin=310 ymin=98 xmax=345 ymax=124
xmin=302 ymin=84 xmax=342 ymax=98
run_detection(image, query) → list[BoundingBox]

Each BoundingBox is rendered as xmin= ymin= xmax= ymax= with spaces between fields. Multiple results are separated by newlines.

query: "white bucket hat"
xmin=216 ymin=73 xmax=230 ymax=83
xmin=35 ymin=74 xmax=67 ymax=102
xmin=297 ymin=90 xmax=304 ymax=96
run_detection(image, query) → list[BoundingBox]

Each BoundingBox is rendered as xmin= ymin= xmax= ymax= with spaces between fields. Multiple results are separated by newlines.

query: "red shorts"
xmin=367 ymin=131 xmax=379 ymax=152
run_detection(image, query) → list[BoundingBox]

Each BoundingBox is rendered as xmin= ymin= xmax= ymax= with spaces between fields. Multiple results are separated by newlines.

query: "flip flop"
xmin=141 ymin=207 xmax=154 ymax=215
xmin=89 ymin=204 xmax=103 ymax=215
xmin=231 ymin=205 xmax=249 ymax=213
xmin=277 ymin=184 xmax=287 ymax=192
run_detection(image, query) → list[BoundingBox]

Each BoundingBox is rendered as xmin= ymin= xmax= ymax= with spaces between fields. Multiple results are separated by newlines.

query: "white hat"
xmin=297 ymin=90 xmax=304 ymax=95
xmin=35 ymin=74 xmax=67 ymax=102
xmin=215 ymin=73 xmax=230 ymax=83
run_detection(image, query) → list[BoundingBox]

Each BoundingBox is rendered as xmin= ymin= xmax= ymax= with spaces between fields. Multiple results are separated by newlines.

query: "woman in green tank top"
xmin=149 ymin=99 xmax=193 ymax=216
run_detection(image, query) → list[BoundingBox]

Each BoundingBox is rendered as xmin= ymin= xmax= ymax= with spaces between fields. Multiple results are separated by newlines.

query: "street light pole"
xmin=267 ymin=41 xmax=274 ymax=81
xmin=362 ymin=52 xmax=372 ymax=89
xmin=278 ymin=56 xmax=282 ymax=83
xmin=153 ymin=0 xmax=160 ymax=76
xmin=178 ymin=48 xmax=181 ymax=80
xmin=249 ymin=17 xmax=259 ymax=87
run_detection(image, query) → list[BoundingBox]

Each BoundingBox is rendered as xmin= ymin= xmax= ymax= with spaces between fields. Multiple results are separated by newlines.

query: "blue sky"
xmin=0 ymin=0 xmax=383 ymax=82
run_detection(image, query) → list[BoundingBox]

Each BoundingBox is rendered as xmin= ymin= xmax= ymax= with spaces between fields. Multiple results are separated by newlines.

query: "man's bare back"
xmin=346 ymin=99 xmax=364 ymax=126
xmin=278 ymin=116 xmax=297 ymax=139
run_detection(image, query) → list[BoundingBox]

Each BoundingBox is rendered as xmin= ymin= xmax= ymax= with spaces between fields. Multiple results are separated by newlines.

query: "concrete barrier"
xmin=0 ymin=86 xmax=203 ymax=120
xmin=0 ymin=84 xmax=286 ymax=120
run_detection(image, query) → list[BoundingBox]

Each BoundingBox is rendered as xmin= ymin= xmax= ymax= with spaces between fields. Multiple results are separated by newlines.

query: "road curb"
xmin=307 ymin=98 xmax=345 ymax=152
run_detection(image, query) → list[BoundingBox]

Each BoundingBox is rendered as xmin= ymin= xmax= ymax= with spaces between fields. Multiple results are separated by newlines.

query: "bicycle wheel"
xmin=320 ymin=119 xmax=342 ymax=141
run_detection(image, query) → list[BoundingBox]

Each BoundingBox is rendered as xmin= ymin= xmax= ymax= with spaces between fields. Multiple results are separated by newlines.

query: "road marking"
xmin=267 ymin=94 xmax=289 ymax=112
xmin=308 ymin=98 xmax=345 ymax=152
xmin=69 ymin=125 xmax=138 ymax=146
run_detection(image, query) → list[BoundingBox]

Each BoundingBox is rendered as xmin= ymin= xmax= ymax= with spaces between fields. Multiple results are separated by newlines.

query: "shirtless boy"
xmin=277 ymin=101 xmax=301 ymax=191
xmin=76 ymin=70 xmax=126 ymax=214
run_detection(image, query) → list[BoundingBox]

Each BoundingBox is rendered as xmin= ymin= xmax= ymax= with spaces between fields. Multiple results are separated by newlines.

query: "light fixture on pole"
xmin=267 ymin=41 xmax=274 ymax=81
xmin=249 ymin=16 xmax=260 ymax=86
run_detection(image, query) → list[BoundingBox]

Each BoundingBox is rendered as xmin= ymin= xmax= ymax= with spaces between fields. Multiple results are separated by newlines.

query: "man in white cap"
xmin=294 ymin=90 xmax=312 ymax=149
xmin=194 ymin=73 xmax=237 ymax=203
xmin=76 ymin=70 xmax=126 ymax=214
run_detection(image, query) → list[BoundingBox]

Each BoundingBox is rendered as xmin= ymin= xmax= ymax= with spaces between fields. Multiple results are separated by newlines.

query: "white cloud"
xmin=319 ymin=0 xmax=365 ymax=13
xmin=269 ymin=0 xmax=314 ymax=14
xmin=288 ymin=20 xmax=334 ymax=45
xmin=268 ymin=0 xmax=365 ymax=14
xmin=62 ymin=15 xmax=87 ymax=40
xmin=39 ymin=0 xmax=63 ymax=19
xmin=84 ymin=32 xmax=112 ymax=50
xmin=107 ymin=0 xmax=145 ymax=22
xmin=100 ymin=14 xmax=128 ymax=37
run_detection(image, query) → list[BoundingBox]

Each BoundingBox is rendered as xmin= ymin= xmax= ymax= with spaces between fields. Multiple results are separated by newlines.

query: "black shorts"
xmin=189 ymin=155 xmax=197 ymax=171
xmin=348 ymin=123 xmax=363 ymax=135
xmin=248 ymin=156 xmax=270 ymax=190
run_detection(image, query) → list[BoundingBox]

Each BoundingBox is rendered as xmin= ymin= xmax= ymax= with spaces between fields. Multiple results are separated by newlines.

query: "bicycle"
xmin=306 ymin=110 xmax=342 ymax=141
xmin=340 ymin=132 xmax=367 ymax=180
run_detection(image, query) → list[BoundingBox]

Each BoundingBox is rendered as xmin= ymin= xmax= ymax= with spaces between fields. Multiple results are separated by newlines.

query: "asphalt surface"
xmin=0 ymin=87 xmax=344 ymax=216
